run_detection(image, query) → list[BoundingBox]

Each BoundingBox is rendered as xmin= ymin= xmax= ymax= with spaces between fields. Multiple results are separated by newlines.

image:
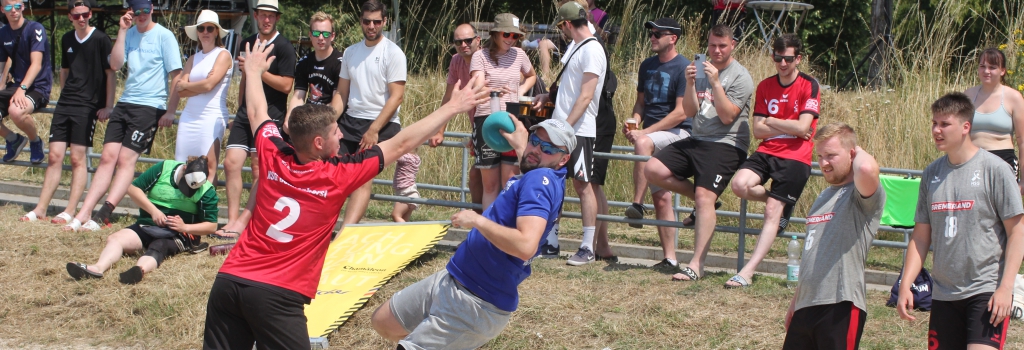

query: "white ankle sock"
xmin=580 ymin=226 xmax=596 ymax=250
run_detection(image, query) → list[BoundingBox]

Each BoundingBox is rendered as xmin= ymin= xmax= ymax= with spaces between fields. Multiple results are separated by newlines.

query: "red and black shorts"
xmin=782 ymin=301 xmax=865 ymax=350
xmin=739 ymin=151 xmax=811 ymax=205
xmin=652 ymin=138 xmax=747 ymax=197
xmin=929 ymin=292 xmax=1009 ymax=349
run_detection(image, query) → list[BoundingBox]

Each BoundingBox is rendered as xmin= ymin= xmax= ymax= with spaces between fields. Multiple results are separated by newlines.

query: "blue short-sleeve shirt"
xmin=118 ymin=24 xmax=182 ymax=109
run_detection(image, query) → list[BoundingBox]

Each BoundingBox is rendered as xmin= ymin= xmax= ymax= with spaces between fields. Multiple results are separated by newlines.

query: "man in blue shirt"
xmin=0 ymin=0 xmax=53 ymax=164
xmin=370 ymin=118 xmax=575 ymax=349
xmin=63 ymin=0 xmax=183 ymax=232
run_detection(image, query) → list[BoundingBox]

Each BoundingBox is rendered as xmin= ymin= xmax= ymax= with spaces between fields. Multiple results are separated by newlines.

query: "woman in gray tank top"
xmin=965 ymin=48 xmax=1024 ymax=184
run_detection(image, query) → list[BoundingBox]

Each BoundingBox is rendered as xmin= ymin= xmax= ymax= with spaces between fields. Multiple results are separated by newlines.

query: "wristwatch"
xmin=19 ymin=85 xmax=27 ymax=91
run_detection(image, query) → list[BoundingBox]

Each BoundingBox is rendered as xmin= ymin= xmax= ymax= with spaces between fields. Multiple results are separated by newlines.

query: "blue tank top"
xmin=972 ymin=87 xmax=1013 ymax=136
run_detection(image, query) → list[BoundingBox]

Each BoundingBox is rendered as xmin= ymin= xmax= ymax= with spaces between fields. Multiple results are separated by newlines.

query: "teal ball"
xmin=482 ymin=111 xmax=516 ymax=153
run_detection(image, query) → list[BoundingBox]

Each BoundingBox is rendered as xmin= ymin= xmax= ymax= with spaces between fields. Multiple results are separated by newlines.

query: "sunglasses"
xmin=529 ymin=134 xmax=567 ymax=155
xmin=361 ymin=18 xmax=383 ymax=26
xmin=3 ymin=4 xmax=22 ymax=11
xmin=310 ymin=30 xmax=332 ymax=38
xmin=195 ymin=25 xmax=218 ymax=33
xmin=501 ymin=32 xmax=522 ymax=40
xmin=133 ymin=7 xmax=151 ymax=15
xmin=70 ymin=11 xmax=92 ymax=20
xmin=648 ymin=31 xmax=674 ymax=39
xmin=773 ymin=54 xmax=796 ymax=63
xmin=452 ymin=37 xmax=476 ymax=46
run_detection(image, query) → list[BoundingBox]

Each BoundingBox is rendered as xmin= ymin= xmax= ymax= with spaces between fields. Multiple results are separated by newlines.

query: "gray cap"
xmin=530 ymin=119 xmax=576 ymax=153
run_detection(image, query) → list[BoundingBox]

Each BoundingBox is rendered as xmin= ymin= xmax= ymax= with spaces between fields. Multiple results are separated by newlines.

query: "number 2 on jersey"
xmin=267 ymin=197 xmax=300 ymax=242
xmin=944 ymin=216 xmax=957 ymax=238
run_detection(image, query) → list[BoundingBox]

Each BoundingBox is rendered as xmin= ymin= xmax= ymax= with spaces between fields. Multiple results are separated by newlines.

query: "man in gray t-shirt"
xmin=782 ymin=123 xmax=884 ymax=350
xmin=645 ymin=24 xmax=753 ymax=282
xmin=897 ymin=93 xmax=1024 ymax=350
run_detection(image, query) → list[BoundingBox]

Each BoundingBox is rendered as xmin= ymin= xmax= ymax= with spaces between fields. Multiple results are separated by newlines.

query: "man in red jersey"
xmin=202 ymin=40 xmax=488 ymax=349
xmin=726 ymin=33 xmax=819 ymax=288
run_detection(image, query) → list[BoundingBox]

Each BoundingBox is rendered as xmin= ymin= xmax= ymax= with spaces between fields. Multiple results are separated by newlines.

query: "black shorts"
xmin=49 ymin=108 xmax=98 ymax=146
xmin=226 ymin=107 xmax=289 ymax=152
xmin=989 ymin=149 xmax=1018 ymax=178
xmin=338 ymin=112 xmax=401 ymax=154
xmin=203 ymin=275 xmax=312 ymax=350
xmin=591 ymin=134 xmax=614 ymax=186
xmin=0 ymin=85 xmax=48 ymax=118
xmin=568 ymin=136 xmax=595 ymax=182
xmin=739 ymin=152 xmax=811 ymax=205
xmin=125 ymin=223 xmax=200 ymax=266
xmin=782 ymin=301 xmax=866 ymax=350
xmin=103 ymin=102 xmax=163 ymax=154
xmin=471 ymin=117 xmax=502 ymax=169
xmin=652 ymin=138 xmax=747 ymax=197
xmin=929 ymin=293 xmax=1009 ymax=349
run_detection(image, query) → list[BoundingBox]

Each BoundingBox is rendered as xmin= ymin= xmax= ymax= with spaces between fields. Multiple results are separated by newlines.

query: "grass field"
xmin=0 ymin=204 xmax=1020 ymax=349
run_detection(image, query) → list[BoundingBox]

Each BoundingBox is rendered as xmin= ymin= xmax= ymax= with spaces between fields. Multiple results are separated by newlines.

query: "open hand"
xmin=447 ymin=75 xmax=489 ymax=115
xmin=243 ymin=40 xmax=275 ymax=79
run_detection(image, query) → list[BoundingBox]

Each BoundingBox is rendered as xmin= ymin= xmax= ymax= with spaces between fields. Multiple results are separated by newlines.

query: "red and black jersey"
xmin=218 ymin=120 xmax=383 ymax=299
xmin=753 ymin=72 xmax=821 ymax=165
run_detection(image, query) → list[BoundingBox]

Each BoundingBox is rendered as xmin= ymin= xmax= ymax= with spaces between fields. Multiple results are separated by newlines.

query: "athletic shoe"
xmin=119 ymin=266 xmax=144 ymax=285
xmin=28 ymin=137 xmax=43 ymax=164
xmin=681 ymin=201 xmax=722 ymax=227
xmin=624 ymin=203 xmax=646 ymax=228
xmin=651 ymin=258 xmax=680 ymax=273
xmin=539 ymin=244 xmax=560 ymax=258
xmin=3 ymin=133 xmax=26 ymax=162
xmin=566 ymin=247 xmax=595 ymax=266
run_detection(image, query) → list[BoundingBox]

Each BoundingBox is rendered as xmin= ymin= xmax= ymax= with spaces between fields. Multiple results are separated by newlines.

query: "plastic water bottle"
xmin=490 ymin=91 xmax=501 ymax=112
xmin=787 ymin=236 xmax=801 ymax=288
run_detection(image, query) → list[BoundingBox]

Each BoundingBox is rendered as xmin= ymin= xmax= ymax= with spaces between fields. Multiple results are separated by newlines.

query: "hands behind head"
xmin=448 ymin=75 xmax=489 ymax=115
xmin=244 ymin=40 xmax=276 ymax=79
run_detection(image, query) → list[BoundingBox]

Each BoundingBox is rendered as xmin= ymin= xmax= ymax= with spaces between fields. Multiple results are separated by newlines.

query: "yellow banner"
xmin=305 ymin=222 xmax=448 ymax=338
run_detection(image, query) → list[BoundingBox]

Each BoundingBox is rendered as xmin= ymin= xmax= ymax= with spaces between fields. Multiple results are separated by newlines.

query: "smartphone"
xmin=694 ymin=54 xmax=707 ymax=79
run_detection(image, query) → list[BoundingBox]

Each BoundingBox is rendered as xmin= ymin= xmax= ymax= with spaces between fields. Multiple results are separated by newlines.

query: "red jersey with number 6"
xmin=218 ymin=120 xmax=384 ymax=299
xmin=753 ymin=72 xmax=820 ymax=165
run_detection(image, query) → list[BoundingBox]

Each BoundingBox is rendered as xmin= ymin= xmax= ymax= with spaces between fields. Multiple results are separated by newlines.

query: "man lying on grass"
xmin=66 ymin=156 xmax=217 ymax=285
xmin=201 ymin=39 xmax=488 ymax=349
xmin=370 ymin=117 xmax=574 ymax=349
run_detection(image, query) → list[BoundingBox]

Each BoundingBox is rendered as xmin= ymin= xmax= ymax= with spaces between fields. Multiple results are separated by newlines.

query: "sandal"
xmin=63 ymin=218 xmax=83 ymax=232
xmin=81 ymin=220 xmax=104 ymax=232
xmin=672 ymin=267 xmax=701 ymax=282
xmin=66 ymin=262 xmax=103 ymax=280
xmin=20 ymin=211 xmax=44 ymax=222
xmin=724 ymin=274 xmax=751 ymax=288
xmin=211 ymin=230 xmax=240 ymax=240
xmin=51 ymin=212 xmax=73 ymax=225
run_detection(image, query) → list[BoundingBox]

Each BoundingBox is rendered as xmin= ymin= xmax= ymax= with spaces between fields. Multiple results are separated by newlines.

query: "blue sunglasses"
xmin=3 ymin=4 xmax=23 ymax=11
xmin=529 ymin=134 xmax=567 ymax=155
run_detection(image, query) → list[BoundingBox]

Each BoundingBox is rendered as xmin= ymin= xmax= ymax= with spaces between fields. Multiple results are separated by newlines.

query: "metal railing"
xmin=3 ymin=104 xmax=918 ymax=271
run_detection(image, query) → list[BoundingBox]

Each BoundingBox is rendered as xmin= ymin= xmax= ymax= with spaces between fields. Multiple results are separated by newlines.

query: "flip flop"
xmin=66 ymin=262 xmax=103 ymax=280
xmin=19 ymin=211 xmax=44 ymax=222
xmin=724 ymin=274 xmax=751 ymax=288
xmin=211 ymin=230 xmax=240 ymax=240
xmin=672 ymin=267 xmax=701 ymax=282
xmin=51 ymin=212 xmax=73 ymax=225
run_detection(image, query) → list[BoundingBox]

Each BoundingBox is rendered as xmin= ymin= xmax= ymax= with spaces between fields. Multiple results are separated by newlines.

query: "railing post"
xmin=85 ymin=146 xmax=94 ymax=188
xmin=738 ymin=198 xmax=748 ymax=271
xmin=461 ymin=136 xmax=469 ymax=203
xmin=674 ymin=193 xmax=681 ymax=249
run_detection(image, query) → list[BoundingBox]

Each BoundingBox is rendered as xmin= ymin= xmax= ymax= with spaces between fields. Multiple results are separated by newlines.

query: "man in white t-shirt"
xmin=331 ymin=0 xmax=408 ymax=225
xmin=533 ymin=1 xmax=609 ymax=265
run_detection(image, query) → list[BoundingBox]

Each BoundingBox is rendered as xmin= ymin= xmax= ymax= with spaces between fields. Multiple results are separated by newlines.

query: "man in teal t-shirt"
xmin=66 ymin=157 xmax=218 ymax=285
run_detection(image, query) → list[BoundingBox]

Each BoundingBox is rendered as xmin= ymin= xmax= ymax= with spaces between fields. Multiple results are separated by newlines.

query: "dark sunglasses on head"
xmin=361 ymin=18 xmax=383 ymax=26
xmin=452 ymin=37 xmax=476 ymax=46
xmin=196 ymin=25 xmax=218 ymax=33
xmin=310 ymin=30 xmax=332 ymax=38
xmin=529 ymin=134 xmax=567 ymax=155
xmin=3 ymin=4 xmax=23 ymax=11
xmin=70 ymin=11 xmax=92 ymax=20
xmin=133 ymin=7 xmax=151 ymax=15
xmin=773 ymin=54 xmax=796 ymax=63
xmin=648 ymin=31 xmax=674 ymax=39
xmin=501 ymin=32 xmax=522 ymax=40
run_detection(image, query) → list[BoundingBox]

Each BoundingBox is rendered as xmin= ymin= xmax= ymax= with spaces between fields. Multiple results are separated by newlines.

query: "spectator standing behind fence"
xmin=63 ymin=0 xmax=182 ymax=232
xmin=966 ymin=48 xmax=1024 ymax=186
xmin=622 ymin=18 xmax=691 ymax=270
xmin=19 ymin=1 xmax=113 ymax=224
xmin=727 ymin=34 xmax=818 ymax=288
xmin=65 ymin=157 xmax=217 ymax=285
xmin=781 ymin=123 xmax=884 ymax=349
xmin=219 ymin=0 xmax=294 ymax=237
xmin=897 ymin=93 xmax=1024 ymax=350
xmin=645 ymin=24 xmax=753 ymax=281
xmin=331 ymin=0 xmax=407 ymax=225
xmin=174 ymin=10 xmax=232 ymax=195
xmin=533 ymin=1 xmax=611 ymax=266
xmin=286 ymin=12 xmax=342 ymax=128
xmin=0 ymin=0 xmax=52 ymax=165
xmin=711 ymin=0 xmax=746 ymax=41
xmin=470 ymin=13 xmax=537 ymax=209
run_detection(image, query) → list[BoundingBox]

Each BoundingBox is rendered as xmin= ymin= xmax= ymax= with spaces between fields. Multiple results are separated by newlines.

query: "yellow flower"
xmin=999 ymin=43 xmax=1008 ymax=50
xmin=1019 ymin=84 xmax=1024 ymax=92
xmin=1017 ymin=29 xmax=1023 ymax=35
xmin=1010 ymin=70 xmax=1016 ymax=75
xmin=1018 ymin=39 xmax=1024 ymax=45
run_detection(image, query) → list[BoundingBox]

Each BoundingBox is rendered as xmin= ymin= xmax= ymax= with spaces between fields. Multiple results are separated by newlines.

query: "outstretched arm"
xmin=243 ymin=40 xmax=276 ymax=136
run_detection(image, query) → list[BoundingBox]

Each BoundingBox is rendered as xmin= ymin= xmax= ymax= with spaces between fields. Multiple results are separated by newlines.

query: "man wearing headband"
xmin=0 ymin=0 xmax=53 ymax=164
xmin=63 ymin=0 xmax=183 ymax=232
xmin=66 ymin=157 xmax=218 ymax=285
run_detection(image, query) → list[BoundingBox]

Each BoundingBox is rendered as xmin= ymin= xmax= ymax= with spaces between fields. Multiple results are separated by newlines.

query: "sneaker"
xmin=651 ymin=258 xmax=680 ymax=273
xmin=3 ymin=133 xmax=26 ymax=162
xmin=566 ymin=247 xmax=595 ymax=266
xmin=624 ymin=203 xmax=646 ymax=228
xmin=28 ymin=137 xmax=43 ymax=164
xmin=539 ymin=244 xmax=560 ymax=258
xmin=681 ymin=201 xmax=723 ymax=227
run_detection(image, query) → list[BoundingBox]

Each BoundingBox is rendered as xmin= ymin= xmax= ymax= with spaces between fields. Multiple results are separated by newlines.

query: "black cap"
xmin=644 ymin=17 xmax=682 ymax=35
xmin=176 ymin=156 xmax=209 ymax=198
xmin=68 ymin=0 xmax=88 ymax=10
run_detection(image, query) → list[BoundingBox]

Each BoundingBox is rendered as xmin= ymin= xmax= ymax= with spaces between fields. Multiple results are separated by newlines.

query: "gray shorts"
xmin=391 ymin=269 xmax=511 ymax=350
xmin=645 ymin=128 xmax=690 ymax=194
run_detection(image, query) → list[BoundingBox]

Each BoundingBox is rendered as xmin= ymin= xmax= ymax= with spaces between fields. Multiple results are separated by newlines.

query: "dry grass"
xmin=0 ymin=203 xmax=1021 ymax=349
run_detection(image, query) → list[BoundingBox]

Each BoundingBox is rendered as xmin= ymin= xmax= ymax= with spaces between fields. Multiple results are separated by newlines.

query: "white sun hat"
xmin=185 ymin=10 xmax=228 ymax=41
